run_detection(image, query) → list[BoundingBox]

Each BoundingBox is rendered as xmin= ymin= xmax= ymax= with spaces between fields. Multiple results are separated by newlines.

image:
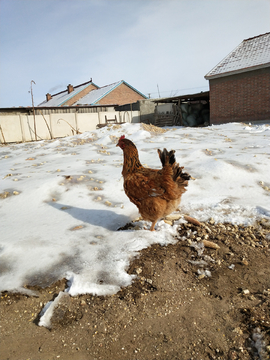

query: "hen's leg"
xmin=150 ymin=221 xmax=157 ymax=231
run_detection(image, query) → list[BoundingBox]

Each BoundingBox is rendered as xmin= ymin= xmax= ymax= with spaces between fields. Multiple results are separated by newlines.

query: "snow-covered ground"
xmin=1 ymin=122 xmax=269 ymax=318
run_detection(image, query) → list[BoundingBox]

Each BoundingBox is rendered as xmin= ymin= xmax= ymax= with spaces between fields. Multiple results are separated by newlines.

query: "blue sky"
xmin=0 ymin=0 xmax=269 ymax=107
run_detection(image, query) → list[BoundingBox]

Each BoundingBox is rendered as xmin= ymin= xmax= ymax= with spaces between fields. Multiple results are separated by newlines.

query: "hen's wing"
xmin=124 ymin=169 xmax=166 ymax=205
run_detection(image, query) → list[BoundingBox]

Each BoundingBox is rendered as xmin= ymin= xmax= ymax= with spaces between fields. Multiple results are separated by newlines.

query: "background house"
xmin=205 ymin=32 xmax=270 ymax=124
xmin=38 ymin=80 xmax=147 ymax=107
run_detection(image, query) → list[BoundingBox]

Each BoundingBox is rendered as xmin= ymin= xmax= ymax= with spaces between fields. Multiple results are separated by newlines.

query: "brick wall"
xmin=97 ymin=83 xmax=146 ymax=106
xmin=63 ymin=83 xmax=99 ymax=106
xmin=209 ymin=67 xmax=270 ymax=124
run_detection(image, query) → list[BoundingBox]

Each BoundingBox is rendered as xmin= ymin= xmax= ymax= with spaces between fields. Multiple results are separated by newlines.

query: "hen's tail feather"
xmin=158 ymin=148 xmax=175 ymax=167
xmin=158 ymin=148 xmax=191 ymax=182
xmin=173 ymin=165 xmax=191 ymax=182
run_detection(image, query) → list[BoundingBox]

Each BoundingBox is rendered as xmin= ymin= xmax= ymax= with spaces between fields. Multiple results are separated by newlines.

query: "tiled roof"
xmin=38 ymin=81 xmax=98 ymax=107
xmin=205 ymin=32 xmax=270 ymax=79
xmin=75 ymin=81 xmax=122 ymax=105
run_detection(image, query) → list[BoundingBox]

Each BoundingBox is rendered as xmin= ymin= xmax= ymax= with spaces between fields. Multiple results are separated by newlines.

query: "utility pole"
xmin=157 ymin=84 xmax=161 ymax=98
xmin=30 ymin=80 xmax=37 ymax=141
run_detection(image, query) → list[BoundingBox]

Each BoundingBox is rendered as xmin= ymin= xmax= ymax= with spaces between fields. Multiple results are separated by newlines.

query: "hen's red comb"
xmin=119 ymin=135 xmax=125 ymax=140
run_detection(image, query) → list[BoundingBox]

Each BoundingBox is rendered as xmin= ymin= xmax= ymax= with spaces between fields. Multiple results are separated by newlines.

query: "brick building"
xmin=205 ymin=32 xmax=270 ymax=124
xmin=38 ymin=80 xmax=147 ymax=107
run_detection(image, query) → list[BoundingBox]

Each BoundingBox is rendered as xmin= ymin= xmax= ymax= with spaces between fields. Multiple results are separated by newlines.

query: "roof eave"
xmin=76 ymin=103 xmax=118 ymax=107
xmin=205 ymin=62 xmax=270 ymax=80
xmin=122 ymin=80 xmax=148 ymax=99
xmin=153 ymin=91 xmax=210 ymax=103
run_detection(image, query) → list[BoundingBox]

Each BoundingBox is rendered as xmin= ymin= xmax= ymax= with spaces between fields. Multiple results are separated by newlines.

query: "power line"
xmin=147 ymin=85 xmax=209 ymax=98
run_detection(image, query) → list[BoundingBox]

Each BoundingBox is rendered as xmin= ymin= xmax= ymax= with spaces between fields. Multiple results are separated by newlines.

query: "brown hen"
xmin=117 ymin=135 xmax=191 ymax=231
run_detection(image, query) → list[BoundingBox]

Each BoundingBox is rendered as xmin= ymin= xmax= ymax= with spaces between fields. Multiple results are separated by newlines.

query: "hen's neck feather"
xmin=122 ymin=145 xmax=143 ymax=176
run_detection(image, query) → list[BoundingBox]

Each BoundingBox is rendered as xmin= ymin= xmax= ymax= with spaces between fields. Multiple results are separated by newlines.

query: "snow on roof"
xmin=205 ymin=32 xmax=270 ymax=79
xmin=38 ymin=81 xmax=98 ymax=107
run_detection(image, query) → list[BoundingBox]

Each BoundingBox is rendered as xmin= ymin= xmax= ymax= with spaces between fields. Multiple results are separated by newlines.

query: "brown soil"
xmin=1 ymin=220 xmax=270 ymax=360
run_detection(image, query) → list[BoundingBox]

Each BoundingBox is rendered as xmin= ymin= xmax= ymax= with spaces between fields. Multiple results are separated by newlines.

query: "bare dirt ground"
xmin=1 ymin=219 xmax=270 ymax=360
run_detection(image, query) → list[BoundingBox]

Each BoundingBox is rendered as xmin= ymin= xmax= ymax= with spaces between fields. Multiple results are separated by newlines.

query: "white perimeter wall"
xmin=0 ymin=110 xmax=140 ymax=143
